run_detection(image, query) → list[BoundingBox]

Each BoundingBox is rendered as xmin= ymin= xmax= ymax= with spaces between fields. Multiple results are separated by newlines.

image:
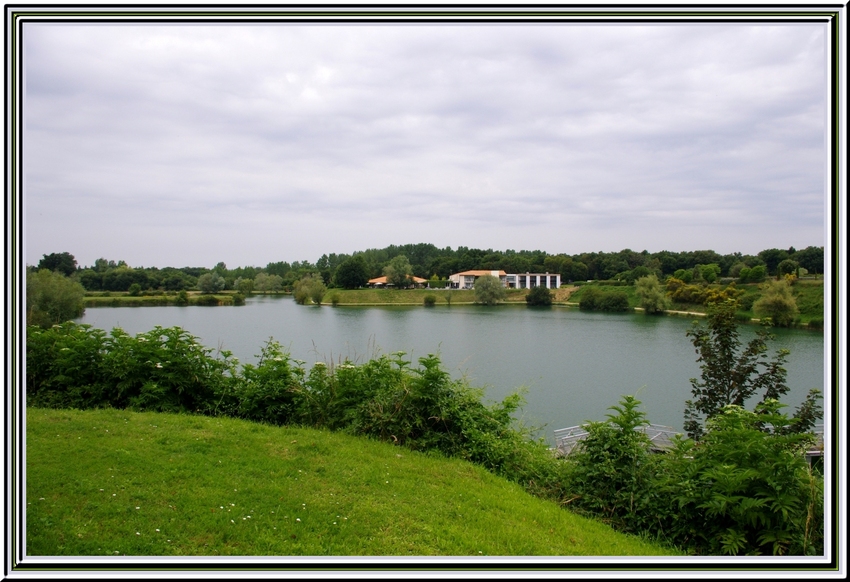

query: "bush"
xmin=128 ymin=283 xmax=142 ymax=297
xmin=753 ymin=279 xmax=799 ymax=327
xmin=175 ymin=290 xmax=189 ymax=306
xmin=232 ymin=293 xmax=246 ymax=306
xmin=423 ymin=294 xmax=437 ymax=307
xmin=664 ymin=402 xmax=823 ymax=555
xmin=598 ymin=290 xmax=629 ymax=312
xmin=563 ymin=395 xmax=659 ymax=533
xmin=330 ymin=293 xmax=341 ymax=306
xmin=525 ymin=286 xmax=552 ymax=306
xmin=578 ymin=287 xmax=601 ymax=310
xmin=193 ymin=294 xmax=220 ymax=306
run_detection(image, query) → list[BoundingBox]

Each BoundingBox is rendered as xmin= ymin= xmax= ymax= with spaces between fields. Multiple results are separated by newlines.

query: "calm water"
xmin=77 ymin=296 xmax=825 ymax=441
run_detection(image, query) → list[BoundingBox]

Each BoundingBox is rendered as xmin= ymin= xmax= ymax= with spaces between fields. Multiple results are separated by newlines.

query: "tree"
xmin=683 ymin=299 xmax=820 ymax=440
xmin=253 ymin=272 xmax=283 ymax=293
xmin=293 ymin=274 xmax=326 ymax=305
xmin=794 ymin=246 xmax=824 ymax=278
xmin=753 ymin=279 xmax=799 ymax=327
xmin=474 ymin=275 xmax=506 ymax=306
xmin=37 ymin=252 xmax=78 ymax=276
xmin=235 ymin=277 xmax=254 ymax=295
xmin=197 ymin=273 xmax=225 ymax=294
xmin=777 ymin=259 xmax=799 ymax=278
xmin=334 ymin=256 xmax=369 ymax=289
xmin=758 ymin=248 xmax=789 ymax=277
xmin=525 ymin=285 xmax=552 ymax=306
xmin=634 ymin=274 xmax=669 ymax=314
xmin=26 ymin=269 xmax=85 ymax=328
xmin=383 ymin=255 xmax=414 ymax=288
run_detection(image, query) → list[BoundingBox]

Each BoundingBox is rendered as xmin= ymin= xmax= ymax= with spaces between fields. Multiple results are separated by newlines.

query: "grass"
xmin=84 ymin=292 xmax=244 ymax=307
xmin=26 ymin=407 xmax=680 ymax=557
xmin=319 ymin=288 xmax=478 ymax=305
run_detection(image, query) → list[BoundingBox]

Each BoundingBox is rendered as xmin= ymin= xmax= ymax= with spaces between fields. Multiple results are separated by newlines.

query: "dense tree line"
xmin=31 ymin=244 xmax=824 ymax=295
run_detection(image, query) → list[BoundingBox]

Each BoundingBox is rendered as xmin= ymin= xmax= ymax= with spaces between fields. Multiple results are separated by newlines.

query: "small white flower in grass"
xmin=231 ymin=520 xmax=234 ymax=524
xmin=136 ymin=532 xmax=140 ymax=536
xmin=155 ymin=529 xmax=159 ymax=532
xmin=296 ymin=518 xmax=301 ymax=522
xmin=135 ymin=507 xmax=140 ymax=510
xmin=220 ymin=506 xmax=224 ymax=509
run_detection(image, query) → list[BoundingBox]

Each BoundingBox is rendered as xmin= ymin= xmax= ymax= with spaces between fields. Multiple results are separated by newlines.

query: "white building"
xmin=448 ymin=270 xmax=560 ymax=289
xmin=448 ymin=270 xmax=507 ymax=289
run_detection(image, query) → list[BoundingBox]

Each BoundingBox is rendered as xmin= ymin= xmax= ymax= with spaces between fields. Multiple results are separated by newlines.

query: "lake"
xmin=77 ymin=296 xmax=825 ymax=441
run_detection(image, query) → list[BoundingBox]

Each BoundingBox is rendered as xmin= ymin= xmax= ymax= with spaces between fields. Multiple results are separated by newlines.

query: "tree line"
xmin=32 ymin=244 xmax=824 ymax=294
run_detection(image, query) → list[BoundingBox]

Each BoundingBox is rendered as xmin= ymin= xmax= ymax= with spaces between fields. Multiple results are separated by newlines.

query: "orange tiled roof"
xmin=452 ymin=270 xmax=507 ymax=277
xmin=368 ymin=275 xmax=428 ymax=284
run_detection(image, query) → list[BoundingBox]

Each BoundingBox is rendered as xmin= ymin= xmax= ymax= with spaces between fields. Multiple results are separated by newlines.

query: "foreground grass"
xmin=27 ymin=408 xmax=678 ymax=557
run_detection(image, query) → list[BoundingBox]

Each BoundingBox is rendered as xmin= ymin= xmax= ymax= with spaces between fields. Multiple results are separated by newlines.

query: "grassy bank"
xmin=26 ymin=407 xmax=679 ymax=557
xmin=84 ymin=291 xmax=254 ymax=307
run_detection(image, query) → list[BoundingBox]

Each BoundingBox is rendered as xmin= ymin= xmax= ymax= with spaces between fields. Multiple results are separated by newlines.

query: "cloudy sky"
xmin=24 ymin=21 xmax=827 ymax=269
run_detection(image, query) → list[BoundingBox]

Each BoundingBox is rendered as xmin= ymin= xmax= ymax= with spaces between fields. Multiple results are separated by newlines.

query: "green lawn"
xmin=26 ymin=407 xmax=680 ymax=557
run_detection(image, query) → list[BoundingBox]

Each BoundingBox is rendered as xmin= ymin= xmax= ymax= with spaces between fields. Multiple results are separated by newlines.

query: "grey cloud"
xmin=24 ymin=23 xmax=826 ymax=266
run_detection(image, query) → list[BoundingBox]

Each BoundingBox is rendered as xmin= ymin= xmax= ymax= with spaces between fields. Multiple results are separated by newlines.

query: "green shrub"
xmin=232 ymin=293 xmax=246 ymax=306
xmin=753 ymin=279 xmax=799 ymax=327
xmin=598 ymin=290 xmax=629 ymax=312
xmin=330 ymin=292 xmax=341 ymax=306
xmin=423 ymin=294 xmax=437 ymax=307
xmin=525 ymin=286 xmax=552 ymax=306
xmin=578 ymin=287 xmax=601 ymax=310
xmin=563 ymin=395 xmax=659 ymax=533
xmin=193 ymin=294 xmax=220 ymax=306
xmin=175 ymin=290 xmax=189 ymax=306
xmin=128 ymin=283 xmax=142 ymax=297
xmin=664 ymin=402 xmax=822 ymax=555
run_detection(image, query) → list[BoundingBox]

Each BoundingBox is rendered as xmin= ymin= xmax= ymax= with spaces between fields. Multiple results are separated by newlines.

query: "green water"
xmin=78 ymin=296 xmax=826 ymax=440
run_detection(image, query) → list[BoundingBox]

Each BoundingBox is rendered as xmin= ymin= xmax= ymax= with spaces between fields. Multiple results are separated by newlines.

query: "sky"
xmin=23 ymin=21 xmax=827 ymax=269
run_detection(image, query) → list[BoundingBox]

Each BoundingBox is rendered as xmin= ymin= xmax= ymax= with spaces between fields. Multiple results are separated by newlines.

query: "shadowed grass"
xmin=27 ymin=407 xmax=680 ymax=557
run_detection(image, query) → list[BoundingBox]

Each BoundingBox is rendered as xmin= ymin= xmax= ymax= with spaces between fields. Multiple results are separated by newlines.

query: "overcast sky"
xmin=24 ymin=22 xmax=827 ymax=269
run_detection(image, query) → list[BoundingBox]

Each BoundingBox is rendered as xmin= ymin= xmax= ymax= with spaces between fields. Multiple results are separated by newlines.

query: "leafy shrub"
xmin=664 ymin=402 xmax=822 ymax=555
xmin=234 ymin=339 xmax=302 ymax=425
xmin=525 ymin=286 xmax=552 ymax=306
xmin=175 ymin=290 xmax=189 ymax=306
xmin=423 ymin=294 xmax=437 ymax=307
xmin=330 ymin=293 xmax=341 ymax=306
xmin=232 ymin=293 xmax=246 ymax=306
xmin=193 ymin=295 xmax=220 ymax=306
xmin=753 ymin=279 xmax=799 ymax=327
xmin=563 ymin=396 xmax=658 ymax=533
xmin=598 ymin=290 xmax=629 ymax=312
xmin=128 ymin=283 xmax=142 ymax=296
xmin=578 ymin=287 xmax=601 ymax=310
